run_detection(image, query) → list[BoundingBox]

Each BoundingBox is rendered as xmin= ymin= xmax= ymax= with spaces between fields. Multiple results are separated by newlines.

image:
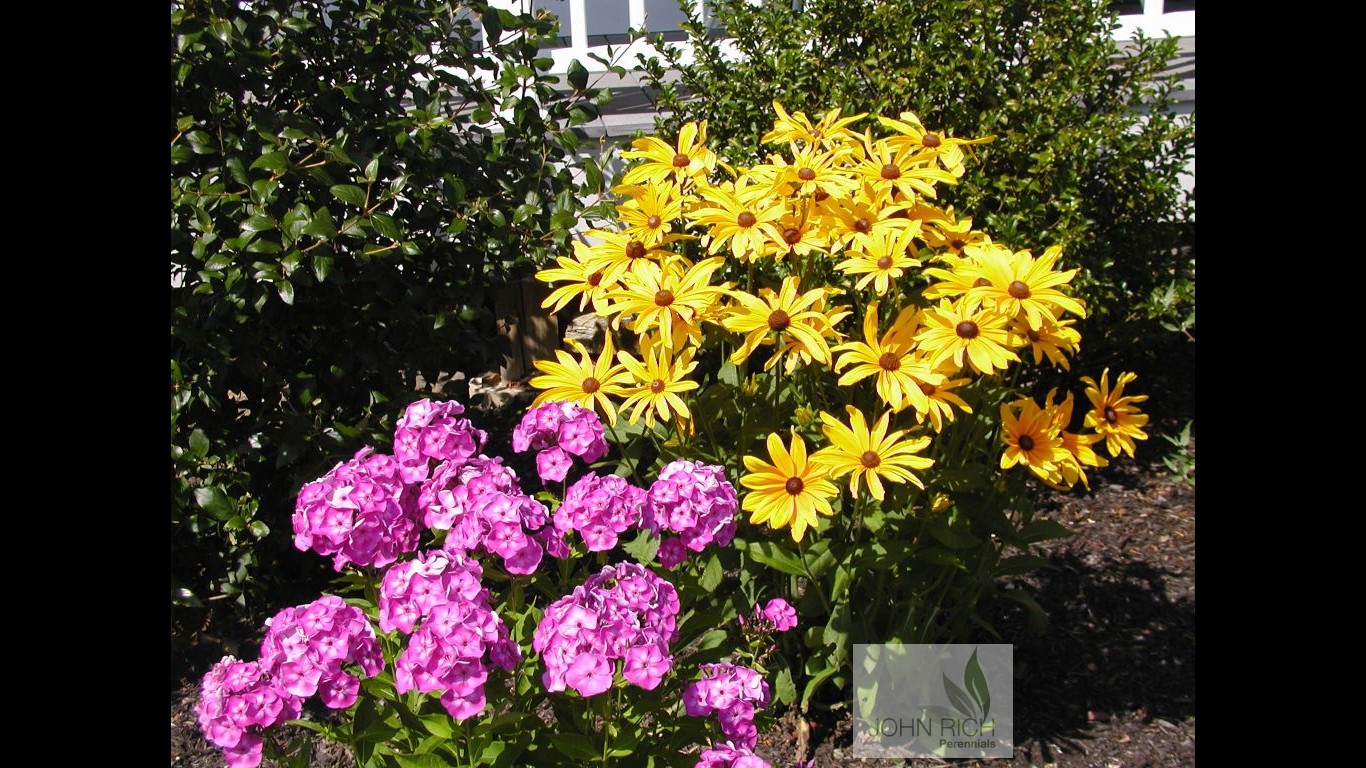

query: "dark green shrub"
xmin=639 ymin=0 xmax=1194 ymax=337
xmin=171 ymin=0 xmax=612 ymax=615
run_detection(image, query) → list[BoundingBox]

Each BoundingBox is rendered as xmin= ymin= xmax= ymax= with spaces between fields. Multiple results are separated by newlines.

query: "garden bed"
xmin=171 ymin=448 xmax=1194 ymax=768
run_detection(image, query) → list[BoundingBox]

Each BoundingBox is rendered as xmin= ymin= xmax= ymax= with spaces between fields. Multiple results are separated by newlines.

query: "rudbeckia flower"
xmin=1080 ymin=369 xmax=1149 ymax=458
xmin=811 ymin=406 xmax=934 ymax=500
xmin=741 ymin=430 xmax=838 ymax=543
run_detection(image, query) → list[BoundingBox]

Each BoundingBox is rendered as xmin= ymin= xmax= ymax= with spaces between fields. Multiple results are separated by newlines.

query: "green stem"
xmin=606 ymin=417 xmax=640 ymax=482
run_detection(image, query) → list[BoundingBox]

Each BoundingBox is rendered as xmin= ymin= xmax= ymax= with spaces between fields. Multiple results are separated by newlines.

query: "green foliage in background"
xmin=171 ymin=0 xmax=613 ymax=615
xmin=640 ymin=0 xmax=1195 ymax=337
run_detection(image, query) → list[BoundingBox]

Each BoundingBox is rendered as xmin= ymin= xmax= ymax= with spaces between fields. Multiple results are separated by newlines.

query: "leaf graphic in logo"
xmin=943 ymin=674 xmax=976 ymax=719
xmin=964 ymin=648 xmax=991 ymax=722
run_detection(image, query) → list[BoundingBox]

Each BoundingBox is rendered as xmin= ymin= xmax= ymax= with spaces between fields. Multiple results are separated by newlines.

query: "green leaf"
xmin=1019 ymin=519 xmax=1074 ymax=544
xmin=277 ymin=280 xmax=295 ymax=305
xmin=241 ymin=215 xmax=276 ymax=233
xmin=393 ymin=754 xmax=451 ymax=768
xmin=551 ymin=734 xmax=600 ymax=762
xmin=371 ymin=213 xmax=402 ymax=240
xmin=312 ymin=254 xmax=333 ymax=283
xmin=250 ymin=151 xmax=289 ymax=174
xmin=188 ymin=428 xmax=209 ymax=458
xmin=185 ymin=131 xmax=215 ymax=154
xmin=363 ymin=157 xmax=380 ymax=182
xmin=747 ymin=540 xmax=806 ymax=576
xmin=700 ymin=553 xmax=723 ymax=591
xmin=194 ymin=487 xmax=234 ymax=521
xmin=330 ymin=184 xmax=367 ymax=207
xmin=567 ymin=59 xmax=589 ymax=90
xmin=774 ymin=666 xmax=796 ymax=706
xmin=419 ymin=715 xmax=453 ymax=739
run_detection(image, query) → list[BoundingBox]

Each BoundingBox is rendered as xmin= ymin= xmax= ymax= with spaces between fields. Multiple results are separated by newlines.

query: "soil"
xmin=171 ymin=361 xmax=1195 ymax=768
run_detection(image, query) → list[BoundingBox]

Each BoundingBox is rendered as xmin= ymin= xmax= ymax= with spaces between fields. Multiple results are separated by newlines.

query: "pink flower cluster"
xmin=683 ymin=663 xmax=772 ymax=749
xmin=534 ymin=562 xmax=680 ymax=697
xmin=292 ymin=447 xmax=422 ymax=571
xmin=738 ymin=597 xmax=798 ymax=634
xmin=393 ymin=586 xmax=520 ymax=720
xmin=196 ymin=657 xmax=301 ymax=768
xmin=198 ymin=596 xmax=383 ymax=768
xmin=419 ymin=456 xmax=558 ymax=574
xmin=512 ymin=401 xmax=608 ymax=483
xmin=552 ymin=472 xmax=647 ymax=552
xmin=694 ymin=741 xmax=772 ymax=768
xmin=259 ymin=595 xmax=384 ymax=710
xmin=379 ymin=549 xmax=487 ymax=634
xmin=641 ymin=460 xmax=738 ymax=568
xmin=393 ymin=398 xmax=487 ymax=483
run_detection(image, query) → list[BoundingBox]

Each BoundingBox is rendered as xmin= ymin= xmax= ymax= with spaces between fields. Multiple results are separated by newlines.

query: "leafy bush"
xmin=639 ymin=0 xmax=1195 ymax=336
xmin=170 ymin=0 xmax=615 ymax=614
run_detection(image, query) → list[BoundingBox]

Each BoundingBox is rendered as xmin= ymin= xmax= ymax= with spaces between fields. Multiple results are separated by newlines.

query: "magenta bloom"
xmin=533 ymin=562 xmax=680 ymax=697
xmin=292 ymin=447 xmax=422 ymax=571
xmin=683 ymin=664 xmax=772 ymax=749
xmin=642 ymin=460 xmax=738 ymax=567
xmin=694 ymin=741 xmax=771 ymax=768
xmin=512 ymin=401 xmax=608 ymax=484
xmin=393 ymin=592 xmax=519 ymax=721
xmin=553 ymin=472 xmax=646 ymax=553
xmin=740 ymin=597 xmax=798 ymax=635
xmin=258 ymin=595 xmax=384 ymax=711
xmin=196 ymin=656 xmax=301 ymax=768
xmin=379 ymin=549 xmax=488 ymax=634
xmin=393 ymin=398 xmax=487 ymax=483
xmin=418 ymin=455 xmax=551 ymax=575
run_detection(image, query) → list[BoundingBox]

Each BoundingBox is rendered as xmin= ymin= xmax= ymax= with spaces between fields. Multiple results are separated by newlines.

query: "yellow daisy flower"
xmin=622 ymin=120 xmax=717 ymax=188
xmin=604 ymin=256 xmax=729 ymax=352
xmin=965 ymin=245 xmax=1086 ymax=330
xmin=687 ymin=180 xmax=787 ymax=262
xmin=877 ymin=112 xmax=993 ymax=176
xmin=613 ymin=182 xmax=686 ymax=244
xmin=615 ymin=335 xmax=700 ymax=428
xmin=530 ymin=336 xmax=632 ymax=425
xmin=1043 ymin=389 xmax=1107 ymax=490
xmin=914 ymin=299 xmax=1018 ymax=376
xmin=811 ymin=406 xmax=934 ymax=500
xmin=853 ymin=137 xmax=958 ymax=206
xmin=999 ymin=398 xmax=1067 ymax=482
xmin=833 ymin=302 xmax=942 ymax=413
xmin=536 ymin=245 xmax=616 ymax=314
xmin=762 ymin=101 xmax=867 ymax=151
xmin=723 ymin=276 xmax=838 ymax=369
xmin=835 ymin=225 xmax=923 ymax=295
xmin=741 ymin=430 xmax=839 ymax=543
xmin=1008 ymin=314 xmax=1081 ymax=369
xmin=1080 ymin=369 xmax=1150 ymax=458
xmin=910 ymin=374 xmax=973 ymax=433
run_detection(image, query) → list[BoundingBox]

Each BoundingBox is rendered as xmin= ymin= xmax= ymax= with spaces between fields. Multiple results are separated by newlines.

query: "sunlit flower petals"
xmin=741 ymin=430 xmax=838 ymax=542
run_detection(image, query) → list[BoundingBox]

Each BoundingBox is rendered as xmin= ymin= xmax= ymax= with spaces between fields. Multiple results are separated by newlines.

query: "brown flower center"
xmin=880 ymin=163 xmax=901 ymax=180
xmin=973 ymin=277 xmax=992 ymax=288
xmin=1026 ymin=329 xmax=1041 ymax=342
xmin=797 ymin=167 xmax=816 ymax=181
xmin=782 ymin=227 xmax=802 ymax=245
xmin=650 ymin=379 xmax=666 ymax=394
xmin=853 ymin=217 xmax=871 ymax=234
xmin=1018 ymin=434 xmax=1035 ymax=451
xmin=767 ymin=309 xmax=791 ymax=331
xmin=860 ymin=451 xmax=881 ymax=468
xmin=625 ymin=240 xmax=647 ymax=260
xmin=737 ymin=211 xmax=757 ymax=228
xmin=654 ymin=290 xmax=675 ymax=307
xmin=647 ymin=215 xmax=662 ymax=228
xmin=785 ymin=477 xmax=805 ymax=495
xmin=922 ymin=133 xmax=942 ymax=148
xmin=919 ymin=381 xmax=937 ymax=396
xmin=878 ymin=352 xmax=901 ymax=371
xmin=582 ymin=377 xmax=601 ymax=394
xmin=587 ymin=270 xmax=604 ymax=287
xmin=813 ymin=189 xmax=830 ymax=202
xmin=1008 ymin=280 xmax=1031 ymax=299
xmin=955 ymin=321 xmax=980 ymax=339
xmin=1104 ymin=405 xmax=1119 ymax=424
xmin=877 ymin=255 xmax=893 ymax=269
xmin=951 ymin=239 xmax=966 ymax=250
xmin=671 ymin=153 xmax=691 ymax=168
